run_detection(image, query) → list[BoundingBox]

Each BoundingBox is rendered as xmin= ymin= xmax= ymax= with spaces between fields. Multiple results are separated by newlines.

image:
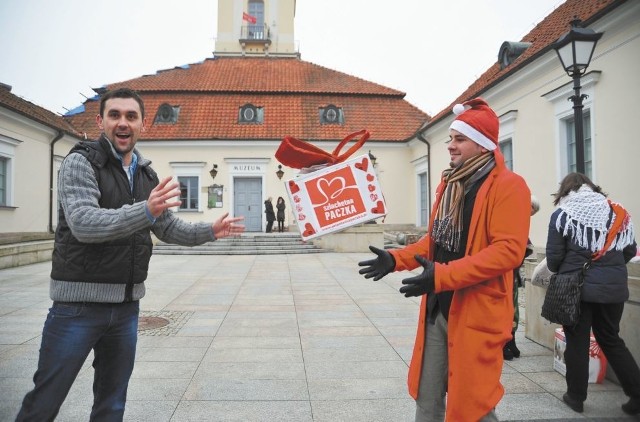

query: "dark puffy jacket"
xmin=546 ymin=208 xmax=637 ymax=303
xmin=51 ymin=137 xmax=159 ymax=300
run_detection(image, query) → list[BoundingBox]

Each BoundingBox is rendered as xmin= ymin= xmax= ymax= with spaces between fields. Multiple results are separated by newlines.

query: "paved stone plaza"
xmin=0 ymin=253 xmax=634 ymax=421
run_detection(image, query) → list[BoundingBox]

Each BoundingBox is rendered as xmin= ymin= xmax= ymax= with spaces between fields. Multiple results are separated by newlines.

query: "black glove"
xmin=399 ymin=255 xmax=435 ymax=297
xmin=358 ymin=245 xmax=395 ymax=281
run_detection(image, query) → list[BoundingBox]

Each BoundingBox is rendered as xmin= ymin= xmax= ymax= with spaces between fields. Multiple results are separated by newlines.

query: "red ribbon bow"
xmin=275 ymin=130 xmax=370 ymax=169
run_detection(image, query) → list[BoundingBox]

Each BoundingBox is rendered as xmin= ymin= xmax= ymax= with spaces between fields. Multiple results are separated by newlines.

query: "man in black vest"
xmin=17 ymin=88 xmax=244 ymax=421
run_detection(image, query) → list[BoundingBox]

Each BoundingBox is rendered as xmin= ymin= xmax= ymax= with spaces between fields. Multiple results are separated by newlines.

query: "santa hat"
xmin=449 ymin=98 xmax=498 ymax=151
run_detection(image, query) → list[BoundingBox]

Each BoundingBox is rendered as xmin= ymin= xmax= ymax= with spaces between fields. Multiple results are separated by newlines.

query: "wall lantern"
xmin=276 ymin=164 xmax=284 ymax=180
xmin=368 ymin=150 xmax=377 ymax=167
xmin=209 ymin=164 xmax=218 ymax=181
xmin=552 ymin=18 xmax=602 ymax=174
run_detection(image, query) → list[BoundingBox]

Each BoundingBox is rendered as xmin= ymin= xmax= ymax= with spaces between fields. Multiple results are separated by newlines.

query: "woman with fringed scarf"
xmin=359 ymin=98 xmax=531 ymax=422
xmin=546 ymin=172 xmax=639 ymax=415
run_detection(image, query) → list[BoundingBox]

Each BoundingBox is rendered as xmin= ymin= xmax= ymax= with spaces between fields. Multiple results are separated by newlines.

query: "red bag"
xmin=275 ymin=129 xmax=369 ymax=169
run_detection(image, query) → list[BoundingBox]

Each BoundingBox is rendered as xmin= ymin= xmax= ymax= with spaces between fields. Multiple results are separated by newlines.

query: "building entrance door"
xmin=234 ymin=177 xmax=262 ymax=232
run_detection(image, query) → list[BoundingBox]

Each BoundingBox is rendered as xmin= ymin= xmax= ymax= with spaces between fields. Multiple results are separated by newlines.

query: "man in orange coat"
xmin=359 ymin=98 xmax=530 ymax=421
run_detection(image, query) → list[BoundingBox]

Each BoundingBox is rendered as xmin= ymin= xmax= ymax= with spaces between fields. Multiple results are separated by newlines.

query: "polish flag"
xmin=242 ymin=12 xmax=257 ymax=24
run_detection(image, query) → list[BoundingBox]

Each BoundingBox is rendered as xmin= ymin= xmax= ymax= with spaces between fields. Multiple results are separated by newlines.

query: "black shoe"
xmin=505 ymin=338 xmax=520 ymax=358
xmin=503 ymin=345 xmax=514 ymax=361
xmin=563 ymin=393 xmax=584 ymax=413
xmin=622 ymin=398 xmax=640 ymax=415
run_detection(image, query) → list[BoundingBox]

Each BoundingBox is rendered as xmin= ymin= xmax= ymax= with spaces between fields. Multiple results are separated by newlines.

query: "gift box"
xmin=553 ymin=328 xmax=607 ymax=383
xmin=284 ymin=154 xmax=386 ymax=241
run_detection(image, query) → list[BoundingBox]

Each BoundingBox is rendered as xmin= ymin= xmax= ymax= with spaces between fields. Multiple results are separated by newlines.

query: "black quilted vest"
xmin=50 ymin=136 xmax=159 ymax=301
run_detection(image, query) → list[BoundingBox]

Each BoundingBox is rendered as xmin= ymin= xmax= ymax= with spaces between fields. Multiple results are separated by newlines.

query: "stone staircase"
xmin=153 ymin=232 xmax=329 ymax=255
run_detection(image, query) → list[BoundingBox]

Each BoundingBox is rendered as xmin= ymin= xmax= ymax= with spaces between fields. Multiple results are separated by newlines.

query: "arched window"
xmin=238 ymin=103 xmax=264 ymax=124
xmin=320 ymin=104 xmax=344 ymax=125
xmin=154 ymin=103 xmax=179 ymax=124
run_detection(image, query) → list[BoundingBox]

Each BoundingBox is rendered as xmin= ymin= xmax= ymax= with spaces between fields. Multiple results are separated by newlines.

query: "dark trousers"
xmin=277 ymin=219 xmax=284 ymax=232
xmin=266 ymin=220 xmax=274 ymax=233
xmin=17 ymin=301 xmax=139 ymax=421
xmin=563 ymin=301 xmax=640 ymax=402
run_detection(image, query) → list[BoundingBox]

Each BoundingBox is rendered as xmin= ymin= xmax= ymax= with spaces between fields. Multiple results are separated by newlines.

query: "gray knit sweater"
xmin=50 ymin=146 xmax=215 ymax=302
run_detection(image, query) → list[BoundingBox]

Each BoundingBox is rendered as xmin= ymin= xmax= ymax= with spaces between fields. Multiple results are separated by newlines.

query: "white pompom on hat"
xmin=449 ymin=97 xmax=498 ymax=151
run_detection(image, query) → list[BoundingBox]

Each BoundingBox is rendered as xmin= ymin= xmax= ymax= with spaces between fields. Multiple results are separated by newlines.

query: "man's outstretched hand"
xmin=358 ymin=245 xmax=395 ymax=281
xmin=147 ymin=176 xmax=183 ymax=218
xmin=399 ymin=255 xmax=435 ymax=297
xmin=212 ymin=212 xmax=245 ymax=238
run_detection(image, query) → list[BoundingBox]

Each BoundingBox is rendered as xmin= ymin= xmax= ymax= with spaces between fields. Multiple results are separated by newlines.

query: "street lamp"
xmin=209 ymin=164 xmax=218 ymax=181
xmin=368 ymin=150 xmax=377 ymax=167
xmin=552 ymin=18 xmax=602 ymax=175
xmin=276 ymin=164 xmax=284 ymax=180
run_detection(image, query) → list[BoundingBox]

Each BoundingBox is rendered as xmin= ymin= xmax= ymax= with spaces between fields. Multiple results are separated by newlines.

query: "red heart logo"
xmin=303 ymin=223 xmax=316 ymax=237
xmin=317 ymin=177 xmax=346 ymax=201
xmin=354 ymin=158 xmax=369 ymax=172
xmin=294 ymin=196 xmax=301 ymax=203
xmin=371 ymin=201 xmax=385 ymax=214
xmin=289 ymin=180 xmax=300 ymax=194
xmin=370 ymin=193 xmax=378 ymax=201
xmin=366 ymin=174 xmax=374 ymax=182
xmin=298 ymin=213 xmax=306 ymax=221
xmin=368 ymin=184 xmax=375 ymax=192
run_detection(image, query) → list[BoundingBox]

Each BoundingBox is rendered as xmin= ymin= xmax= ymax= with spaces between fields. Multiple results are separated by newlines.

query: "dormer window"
xmin=154 ymin=103 xmax=179 ymax=124
xmin=238 ymin=103 xmax=263 ymax=124
xmin=320 ymin=104 xmax=344 ymax=125
xmin=498 ymin=41 xmax=532 ymax=69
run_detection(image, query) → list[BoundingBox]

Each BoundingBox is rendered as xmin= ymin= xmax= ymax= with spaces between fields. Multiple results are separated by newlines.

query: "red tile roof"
xmin=427 ymin=0 xmax=625 ymax=125
xmin=0 ymin=84 xmax=81 ymax=137
xmin=65 ymin=57 xmax=429 ymax=142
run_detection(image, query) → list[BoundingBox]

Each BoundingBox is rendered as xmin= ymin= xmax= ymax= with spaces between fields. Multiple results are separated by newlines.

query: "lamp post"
xmin=276 ymin=164 xmax=284 ymax=180
xmin=552 ymin=18 xmax=602 ymax=175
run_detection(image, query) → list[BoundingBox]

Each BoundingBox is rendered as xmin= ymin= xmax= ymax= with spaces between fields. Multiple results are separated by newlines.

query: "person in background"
xmin=546 ymin=172 xmax=639 ymax=415
xmin=264 ymin=196 xmax=275 ymax=233
xmin=358 ymin=98 xmax=530 ymax=421
xmin=504 ymin=194 xmax=540 ymax=360
xmin=16 ymin=88 xmax=245 ymax=421
xmin=276 ymin=196 xmax=286 ymax=232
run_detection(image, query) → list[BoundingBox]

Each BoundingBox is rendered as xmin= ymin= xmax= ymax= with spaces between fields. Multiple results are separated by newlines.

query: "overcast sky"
xmin=0 ymin=0 xmax=562 ymax=117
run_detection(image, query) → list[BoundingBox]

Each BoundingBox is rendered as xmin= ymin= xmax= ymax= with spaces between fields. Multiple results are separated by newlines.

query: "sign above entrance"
xmin=230 ymin=163 xmax=263 ymax=173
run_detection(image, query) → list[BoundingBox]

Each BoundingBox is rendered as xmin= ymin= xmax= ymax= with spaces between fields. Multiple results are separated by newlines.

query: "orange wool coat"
xmin=390 ymin=157 xmax=530 ymax=421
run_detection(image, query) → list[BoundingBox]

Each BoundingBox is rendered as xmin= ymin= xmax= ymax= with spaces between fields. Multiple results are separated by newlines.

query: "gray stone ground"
xmin=0 ymin=254 xmax=635 ymax=421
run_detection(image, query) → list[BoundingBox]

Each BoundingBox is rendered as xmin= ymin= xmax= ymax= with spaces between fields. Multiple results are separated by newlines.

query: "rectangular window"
xmin=0 ymin=156 xmax=7 ymax=206
xmin=419 ymin=172 xmax=428 ymax=226
xmin=500 ymin=138 xmax=513 ymax=171
xmin=178 ymin=176 xmax=199 ymax=210
xmin=566 ymin=111 xmax=592 ymax=178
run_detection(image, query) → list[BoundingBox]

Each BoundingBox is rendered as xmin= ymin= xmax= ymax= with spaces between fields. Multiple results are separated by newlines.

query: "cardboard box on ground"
xmin=284 ymin=154 xmax=387 ymax=241
xmin=554 ymin=327 xmax=607 ymax=383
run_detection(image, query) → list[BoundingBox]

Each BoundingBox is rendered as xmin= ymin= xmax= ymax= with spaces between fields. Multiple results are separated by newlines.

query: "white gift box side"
xmin=553 ymin=328 xmax=607 ymax=383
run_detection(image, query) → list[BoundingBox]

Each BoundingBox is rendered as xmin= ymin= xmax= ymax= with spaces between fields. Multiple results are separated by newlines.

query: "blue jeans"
xmin=17 ymin=301 xmax=139 ymax=422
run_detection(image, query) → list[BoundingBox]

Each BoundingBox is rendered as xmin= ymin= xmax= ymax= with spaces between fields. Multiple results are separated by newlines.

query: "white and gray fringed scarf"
xmin=556 ymin=184 xmax=635 ymax=253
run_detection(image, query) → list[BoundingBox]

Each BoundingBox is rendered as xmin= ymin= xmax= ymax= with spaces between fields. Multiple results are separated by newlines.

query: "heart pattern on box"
xmin=298 ymin=213 xmax=306 ymax=221
xmin=367 ymin=184 xmax=375 ymax=192
xmin=371 ymin=200 xmax=385 ymax=214
xmin=354 ymin=157 xmax=369 ymax=172
xmin=366 ymin=174 xmax=374 ymax=182
xmin=289 ymin=180 xmax=300 ymax=194
xmin=370 ymin=193 xmax=378 ymax=201
xmin=303 ymin=223 xmax=316 ymax=237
